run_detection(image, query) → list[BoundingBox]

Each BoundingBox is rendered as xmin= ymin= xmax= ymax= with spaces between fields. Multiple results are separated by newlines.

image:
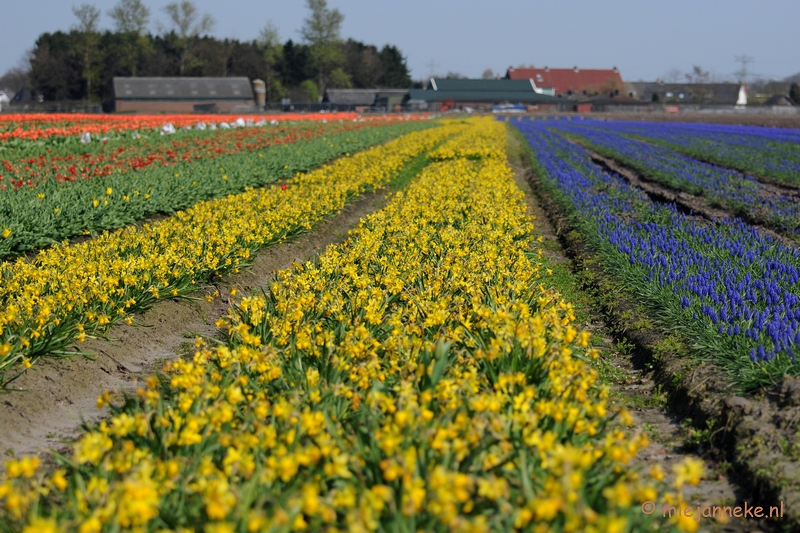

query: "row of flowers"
xmin=0 ymin=121 xmax=430 ymax=260
xmin=0 ymin=113 xmax=425 ymax=142
xmin=573 ymin=118 xmax=800 ymax=186
xmin=1 ymin=120 xmax=381 ymax=190
xmin=550 ymin=121 xmax=800 ymax=235
xmin=428 ymin=119 xmax=508 ymax=161
xmin=516 ymin=119 xmax=800 ymax=394
xmin=0 ymin=121 xmax=465 ymax=384
xmin=1 ymin=118 xmax=697 ymax=532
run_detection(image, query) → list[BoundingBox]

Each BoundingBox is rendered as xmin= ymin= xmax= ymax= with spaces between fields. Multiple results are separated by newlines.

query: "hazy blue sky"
xmin=3 ymin=0 xmax=798 ymax=83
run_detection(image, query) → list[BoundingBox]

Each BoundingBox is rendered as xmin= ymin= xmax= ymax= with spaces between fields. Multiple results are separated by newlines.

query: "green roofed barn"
xmin=407 ymin=78 xmax=565 ymax=110
xmin=113 ymin=77 xmax=255 ymax=113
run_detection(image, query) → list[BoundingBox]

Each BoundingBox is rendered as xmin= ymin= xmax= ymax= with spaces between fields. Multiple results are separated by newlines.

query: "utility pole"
xmin=735 ymin=54 xmax=755 ymax=83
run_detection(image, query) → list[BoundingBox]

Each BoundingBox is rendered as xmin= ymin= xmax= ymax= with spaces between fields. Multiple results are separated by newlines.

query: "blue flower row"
xmin=514 ymin=120 xmax=800 ymax=391
xmin=566 ymin=118 xmax=800 ymax=186
xmin=548 ymin=121 xmax=800 ymax=234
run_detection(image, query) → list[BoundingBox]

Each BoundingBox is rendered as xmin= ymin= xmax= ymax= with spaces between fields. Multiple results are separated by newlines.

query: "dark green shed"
xmin=407 ymin=78 xmax=564 ymax=106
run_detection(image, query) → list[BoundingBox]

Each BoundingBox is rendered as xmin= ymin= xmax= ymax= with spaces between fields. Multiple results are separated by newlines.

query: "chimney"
xmin=613 ymin=66 xmax=618 ymax=73
xmin=544 ymin=66 xmax=549 ymax=72
xmin=573 ymin=66 xmax=579 ymax=72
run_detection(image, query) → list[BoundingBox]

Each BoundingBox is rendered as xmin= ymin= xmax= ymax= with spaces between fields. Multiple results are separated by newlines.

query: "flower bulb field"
xmin=1 ymin=113 xmax=800 ymax=532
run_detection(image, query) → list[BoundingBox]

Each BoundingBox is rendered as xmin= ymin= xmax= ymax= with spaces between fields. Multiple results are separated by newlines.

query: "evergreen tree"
xmin=379 ymin=45 xmax=412 ymax=88
xmin=790 ymin=82 xmax=800 ymax=106
xmin=16 ymin=5 xmax=412 ymax=104
xmin=279 ymin=40 xmax=312 ymax=89
xmin=344 ymin=39 xmax=383 ymax=88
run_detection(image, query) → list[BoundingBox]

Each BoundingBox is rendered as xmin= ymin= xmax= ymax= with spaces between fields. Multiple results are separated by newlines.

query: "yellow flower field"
xmin=428 ymin=118 xmax=507 ymax=160
xmin=0 ymin=121 xmax=466 ymax=382
xmin=1 ymin=118 xmax=700 ymax=531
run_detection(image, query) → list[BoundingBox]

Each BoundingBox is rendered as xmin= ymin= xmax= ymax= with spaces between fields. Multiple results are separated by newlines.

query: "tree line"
xmin=4 ymin=0 xmax=413 ymax=104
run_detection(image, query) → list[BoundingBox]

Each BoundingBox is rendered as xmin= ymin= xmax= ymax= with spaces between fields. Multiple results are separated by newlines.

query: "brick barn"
xmin=506 ymin=66 xmax=624 ymax=97
xmin=113 ymin=77 xmax=255 ymax=113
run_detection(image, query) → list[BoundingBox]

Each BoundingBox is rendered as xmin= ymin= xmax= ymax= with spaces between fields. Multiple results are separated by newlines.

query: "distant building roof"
xmin=408 ymin=78 xmax=563 ymax=104
xmin=408 ymin=90 xmax=560 ymax=104
xmin=425 ymin=78 xmax=539 ymax=93
xmin=113 ymin=77 xmax=254 ymax=100
xmin=506 ymin=67 xmax=623 ymax=96
xmin=322 ymin=88 xmax=407 ymax=106
xmin=376 ymin=89 xmax=409 ymax=99
xmin=586 ymin=95 xmax=646 ymax=106
xmin=628 ymin=82 xmax=745 ymax=105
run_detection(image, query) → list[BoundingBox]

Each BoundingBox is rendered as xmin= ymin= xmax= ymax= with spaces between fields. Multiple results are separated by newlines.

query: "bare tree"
xmin=482 ymin=68 xmax=494 ymax=79
xmin=445 ymin=71 xmax=466 ymax=79
xmin=72 ymin=4 xmax=101 ymax=100
xmin=685 ymin=65 xmax=710 ymax=84
xmin=681 ymin=65 xmax=712 ymax=103
xmin=0 ymin=67 xmax=29 ymax=96
xmin=664 ymin=68 xmax=682 ymax=83
xmin=0 ymin=50 xmax=33 ymax=97
xmin=164 ymin=1 xmax=215 ymax=74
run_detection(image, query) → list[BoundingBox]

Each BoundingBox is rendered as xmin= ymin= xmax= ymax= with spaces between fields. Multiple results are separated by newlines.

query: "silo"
xmin=252 ymin=79 xmax=266 ymax=109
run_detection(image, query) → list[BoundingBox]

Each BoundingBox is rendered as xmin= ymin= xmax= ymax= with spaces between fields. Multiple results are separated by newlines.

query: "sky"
xmin=2 ymin=0 xmax=799 ymax=83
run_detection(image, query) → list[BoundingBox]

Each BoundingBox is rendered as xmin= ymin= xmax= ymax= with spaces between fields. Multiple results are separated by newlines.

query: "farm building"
xmin=407 ymin=78 xmax=564 ymax=110
xmin=322 ymin=88 xmax=409 ymax=110
xmin=506 ymin=66 xmax=624 ymax=97
xmin=628 ymin=82 xmax=747 ymax=106
xmin=113 ymin=77 xmax=255 ymax=113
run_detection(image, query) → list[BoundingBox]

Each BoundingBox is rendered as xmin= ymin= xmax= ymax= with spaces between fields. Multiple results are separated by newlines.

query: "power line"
xmin=734 ymin=54 xmax=755 ymax=83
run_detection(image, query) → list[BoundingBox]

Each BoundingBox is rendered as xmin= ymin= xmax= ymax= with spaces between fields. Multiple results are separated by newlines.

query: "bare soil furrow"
xmin=620 ymin=134 xmax=800 ymax=197
xmin=0 ymin=188 xmax=392 ymax=460
xmin=584 ymin=146 xmax=799 ymax=249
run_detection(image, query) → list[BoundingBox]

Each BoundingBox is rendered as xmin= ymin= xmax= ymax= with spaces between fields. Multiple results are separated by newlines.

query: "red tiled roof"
xmin=507 ymin=68 xmax=624 ymax=95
